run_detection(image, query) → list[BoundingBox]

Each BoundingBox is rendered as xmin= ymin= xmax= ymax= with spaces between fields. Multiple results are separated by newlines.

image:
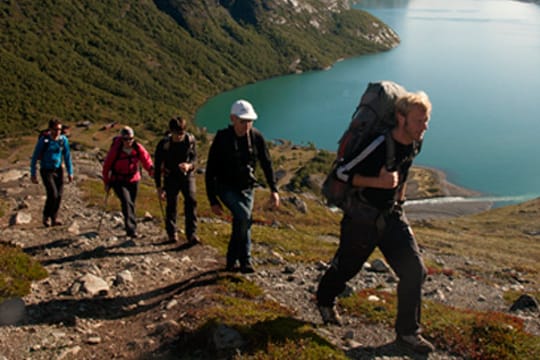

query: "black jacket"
xmin=205 ymin=126 xmax=278 ymax=206
xmin=154 ymin=133 xmax=196 ymax=188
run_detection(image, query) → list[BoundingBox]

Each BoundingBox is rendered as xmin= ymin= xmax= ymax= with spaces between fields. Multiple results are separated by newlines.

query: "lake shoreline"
xmin=405 ymin=165 xmax=493 ymax=221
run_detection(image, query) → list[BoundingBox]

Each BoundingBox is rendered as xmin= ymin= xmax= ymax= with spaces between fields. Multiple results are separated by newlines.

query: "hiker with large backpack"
xmin=205 ymin=100 xmax=280 ymax=274
xmin=102 ymin=126 xmax=154 ymax=238
xmin=30 ymin=119 xmax=74 ymax=227
xmin=316 ymin=82 xmax=435 ymax=354
xmin=154 ymin=117 xmax=199 ymax=244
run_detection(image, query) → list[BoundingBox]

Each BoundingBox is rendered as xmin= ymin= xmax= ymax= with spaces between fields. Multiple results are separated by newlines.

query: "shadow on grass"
xmin=23 ymin=269 xmax=233 ymax=326
xmin=346 ymin=341 xmax=430 ymax=360
xmin=24 ymin=236 xmax=197 ymax=266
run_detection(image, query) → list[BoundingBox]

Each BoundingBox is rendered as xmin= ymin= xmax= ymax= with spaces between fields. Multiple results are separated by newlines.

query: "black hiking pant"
xmin=112 ymin=181 xmax=138 ymax=236
xmin=40 ymin=167 xmax=64 ymax=221
xmin=164 ymin=174 xmax=197 ymax=239
xmin=316 ymin=209 xmax=427 ymax=336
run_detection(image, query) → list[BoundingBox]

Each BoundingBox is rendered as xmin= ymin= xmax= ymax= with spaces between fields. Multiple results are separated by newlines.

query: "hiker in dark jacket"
xmin=30 ymin=119 xmax=74 ymax=227
xmin=205 ymin=99 xmax=280 ymax=273
xmin=102 ymin=126 xmax=154 ymax=238
xmin=316 ymin=91 xmax=435 ymax=354
xmin=154 ymin=117 xmax=199 ymax=244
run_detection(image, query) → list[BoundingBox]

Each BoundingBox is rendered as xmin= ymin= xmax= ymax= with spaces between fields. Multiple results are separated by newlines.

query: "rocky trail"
xmin=0 ymin=152 xmax=538 ymax=359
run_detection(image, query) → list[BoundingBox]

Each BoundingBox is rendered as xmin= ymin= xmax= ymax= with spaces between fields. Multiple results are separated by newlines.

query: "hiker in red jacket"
xmin=102 ymin=126 xmax=154 ymax=238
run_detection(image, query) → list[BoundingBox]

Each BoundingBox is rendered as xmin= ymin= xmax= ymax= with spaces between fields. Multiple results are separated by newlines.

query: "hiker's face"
xmin=122 ymin=136 xmax=134 ymax=146
xmin=50 ymin=125 xmax=62 ymax=139
xmin=231 ymin=115 xmax=253 ymax=137
xmin=403 ymin=106 xmax=429 ymax=142
xmin=171 ymin=129 xmax=185 ymax=141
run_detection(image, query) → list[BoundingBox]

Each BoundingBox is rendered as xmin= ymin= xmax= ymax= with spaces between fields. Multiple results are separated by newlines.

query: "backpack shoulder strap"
xmin=335 ymin=134 xmax=385 ymax=182
xmin=384 ymin=131 xmax=396 ymax=171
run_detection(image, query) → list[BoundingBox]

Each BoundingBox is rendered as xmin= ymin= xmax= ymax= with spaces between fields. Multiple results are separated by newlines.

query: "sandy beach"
xmin=404 ymin=166 xmax=493 ymax=221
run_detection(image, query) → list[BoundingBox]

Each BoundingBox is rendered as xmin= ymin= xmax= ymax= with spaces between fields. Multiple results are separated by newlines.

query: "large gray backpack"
xmin=322 ymin=81 xmax=415 ymax=209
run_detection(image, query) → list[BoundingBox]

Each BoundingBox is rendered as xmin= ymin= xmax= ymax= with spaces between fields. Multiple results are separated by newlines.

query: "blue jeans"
xmin=218 ymin=186 xmax=254 ymax=267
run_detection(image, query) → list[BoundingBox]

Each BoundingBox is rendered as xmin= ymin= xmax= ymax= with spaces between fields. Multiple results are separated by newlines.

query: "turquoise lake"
xmin=196 ymin=0 xmax=540 ymax=204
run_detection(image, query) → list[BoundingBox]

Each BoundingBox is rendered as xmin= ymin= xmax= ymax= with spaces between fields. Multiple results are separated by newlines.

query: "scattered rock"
xmin=77 ymin=274 xmax=110 ymax=296
xmin=9 ymin=211 xmax=32 ymax=225
xmin=369 ymin=259 xmax=390 ymax=273
xmin=212 ymin=324 xmax=244 ymax=350
xmin=0 ymin=297 xmax=26 ymax=325
xmin=510 ymin=294 xmax=539 ymax=312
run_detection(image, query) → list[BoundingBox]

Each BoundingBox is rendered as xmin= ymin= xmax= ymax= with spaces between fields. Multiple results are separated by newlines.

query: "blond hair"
xmin=395 ymin=91 xmax=432 ymax=118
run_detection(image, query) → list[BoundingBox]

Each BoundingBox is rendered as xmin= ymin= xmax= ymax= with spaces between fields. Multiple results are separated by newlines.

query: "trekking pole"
xmin=157 ymin=189 xmax=166 ymax=229
xmin=97 ymin=186 xmax=110 ymax=233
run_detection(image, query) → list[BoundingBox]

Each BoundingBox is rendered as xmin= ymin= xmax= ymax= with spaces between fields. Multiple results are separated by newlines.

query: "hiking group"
xmin=30 ymin=81 xmax=435 ymax=354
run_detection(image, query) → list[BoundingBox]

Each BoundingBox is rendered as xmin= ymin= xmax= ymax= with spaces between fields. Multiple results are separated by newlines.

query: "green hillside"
xmin=0 ymin=0 xmax=398 ymax=137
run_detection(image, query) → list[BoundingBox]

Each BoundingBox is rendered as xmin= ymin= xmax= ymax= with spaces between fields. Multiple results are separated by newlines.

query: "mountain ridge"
xmin=1 ymin=0 xmax=398 ymax=137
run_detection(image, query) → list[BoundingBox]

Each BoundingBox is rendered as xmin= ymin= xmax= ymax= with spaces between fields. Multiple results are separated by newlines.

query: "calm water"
xmin=196 ymin=0 xmax=540 ymax=203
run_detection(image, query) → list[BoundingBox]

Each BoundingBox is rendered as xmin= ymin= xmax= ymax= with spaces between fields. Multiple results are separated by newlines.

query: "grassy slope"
xmin=0 ymin=0 xmax=395 ymax=137
xmin=1 ymin=124 xmax=539 ymax=358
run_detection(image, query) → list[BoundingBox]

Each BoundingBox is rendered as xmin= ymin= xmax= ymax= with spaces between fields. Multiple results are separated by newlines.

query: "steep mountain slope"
xmin=0 ymin=0 xmax=398 ymax=137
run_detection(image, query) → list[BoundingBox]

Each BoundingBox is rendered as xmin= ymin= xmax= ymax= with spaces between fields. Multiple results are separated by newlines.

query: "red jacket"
xmin=102 ymin=139 xmax=154 ymax=184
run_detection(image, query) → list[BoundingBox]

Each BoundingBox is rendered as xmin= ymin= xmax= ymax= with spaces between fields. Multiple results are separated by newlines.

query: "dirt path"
xmin=0 ymin=154 xmax=537 ymax=359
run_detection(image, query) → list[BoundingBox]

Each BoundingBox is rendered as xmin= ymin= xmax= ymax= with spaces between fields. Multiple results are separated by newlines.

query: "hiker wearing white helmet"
xmin=205 ymin=100 xmax=280 ymax=273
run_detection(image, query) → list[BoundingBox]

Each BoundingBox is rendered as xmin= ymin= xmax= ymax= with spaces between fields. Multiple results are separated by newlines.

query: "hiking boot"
xmin=396 ymin=334 xmax=435 ymax=354
xmin=240 ymin=263 xmax=255 ymax=274
xmin=225 ymin=261 xmax=238 ymax=272
xmin=188 ymin=235 xmax=201 ymax=245
xmin=42 ymin=216 xmax=50 ymax=228
xmin=318 ymin=305 xmax=342 ymax=325
xmin=51 ymin=219 xmax=62 ymax=226
xmin=167 ymin=233 xmax=178 ymax=243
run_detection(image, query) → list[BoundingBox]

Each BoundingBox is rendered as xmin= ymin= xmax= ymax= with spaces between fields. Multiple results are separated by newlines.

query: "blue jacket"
xmin=30 ymin=134 xmax=73 ymax=177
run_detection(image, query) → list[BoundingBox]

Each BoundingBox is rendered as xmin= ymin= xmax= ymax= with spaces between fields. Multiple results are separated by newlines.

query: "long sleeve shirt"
xmin=153 ymin=133 xmax=197 ymax=188
xmin=205 ymin=126 xmax=278 ymax=206
xmin=102 ymin=139 xmax=154 ymax=184
xmin=30 ymin=134 xmax=73 ymax=177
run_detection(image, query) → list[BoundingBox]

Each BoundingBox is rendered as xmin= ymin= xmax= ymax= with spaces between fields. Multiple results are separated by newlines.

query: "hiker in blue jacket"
xmin=316 ymin=91 xmax=435 ymax=354
xmin=30 ymin=119 xmax=74 ymax=227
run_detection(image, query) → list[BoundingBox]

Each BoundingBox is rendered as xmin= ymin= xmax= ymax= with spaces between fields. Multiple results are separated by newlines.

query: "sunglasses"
xmin=122 ymin=137 xmax=134 ymax=141
xmin=51 ymin=127 xmax=62 ymax=131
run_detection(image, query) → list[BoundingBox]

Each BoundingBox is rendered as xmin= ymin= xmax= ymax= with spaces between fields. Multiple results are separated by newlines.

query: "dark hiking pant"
xmin=40 ymin=167 xmax=64 ymax=221
xmin=112 ymin=181 xmax=138 ymax=236
xmin=217 ymin=186 xmax=254 ymax=267
xmin=316 ymin=210 xmax=427 ymax=336
xmin=164 ymin=175 xmax=197 ymax=239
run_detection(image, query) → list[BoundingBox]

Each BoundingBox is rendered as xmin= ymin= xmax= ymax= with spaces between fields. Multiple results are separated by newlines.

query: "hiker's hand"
xmin=67 ymin=174 xmax=73 ymax=183
xmin=31 ymin=175 xmax=38 ymax=184
xmin=179 ymin=162 xmax=191 ymax=174
xmin=211 ymin=204 xmax=223 ymax=216
xmin=268 ymin=192 xmax=280 ymax=209
xmin=378 ymin=167 xmax=399 ymax=189
xmin=158 ymin=188 xmax=166 ymax=201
